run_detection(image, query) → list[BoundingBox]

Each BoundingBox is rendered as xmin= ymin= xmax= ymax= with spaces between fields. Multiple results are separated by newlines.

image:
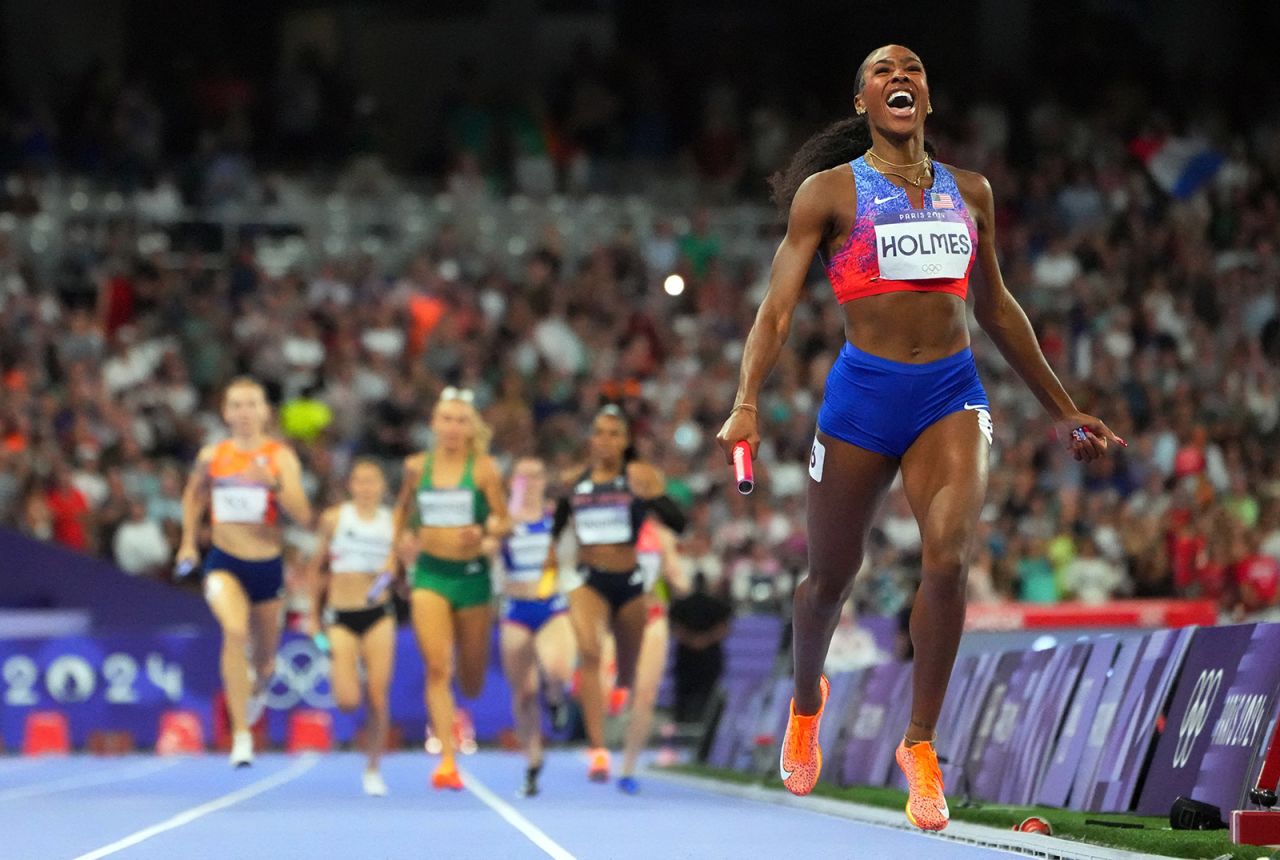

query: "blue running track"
xmin=0 ymin=751 xmax=1020 ymax=859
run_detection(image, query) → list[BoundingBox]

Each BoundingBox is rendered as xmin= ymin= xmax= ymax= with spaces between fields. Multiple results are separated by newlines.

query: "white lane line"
xmin=0 ymin=758 xmax=179 ymax=802
xmin=70 ymin=755 xmax=319 ymax=860
xmin=460 ymin=767 xmax=578 ymax=860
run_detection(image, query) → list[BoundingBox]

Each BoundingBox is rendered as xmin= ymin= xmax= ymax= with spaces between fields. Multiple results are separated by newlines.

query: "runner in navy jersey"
xmin=549 ymin=405 xmax=687 ymax=782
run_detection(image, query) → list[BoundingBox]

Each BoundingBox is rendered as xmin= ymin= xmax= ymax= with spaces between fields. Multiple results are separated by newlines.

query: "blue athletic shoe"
xmin=617 ymin=776 xmax=639 ymax=795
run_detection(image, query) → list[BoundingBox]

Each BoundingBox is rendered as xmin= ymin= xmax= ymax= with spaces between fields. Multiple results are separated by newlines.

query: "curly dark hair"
xmin=767 ymin=50 xmax=937 ymax=215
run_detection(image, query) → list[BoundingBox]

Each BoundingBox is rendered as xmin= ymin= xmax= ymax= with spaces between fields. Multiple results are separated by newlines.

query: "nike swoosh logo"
xmin=937 ymin=799 xmax=950 ymax=819
xmin=780 ymin=760 xmax=793 ymax=781
xmin=873 ymin=195 xmax=899 ymax=205
xmin=963 ymin=402 xmax=988 ymax=412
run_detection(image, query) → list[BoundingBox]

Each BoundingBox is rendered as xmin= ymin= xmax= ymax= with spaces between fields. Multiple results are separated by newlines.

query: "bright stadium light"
xmin=663 ymin=274 xmax=685 ymax=296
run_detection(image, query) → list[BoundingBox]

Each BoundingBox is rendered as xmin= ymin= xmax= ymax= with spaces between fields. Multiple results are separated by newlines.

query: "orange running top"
xmin=207 ymin=438 xmax=284 ymax=526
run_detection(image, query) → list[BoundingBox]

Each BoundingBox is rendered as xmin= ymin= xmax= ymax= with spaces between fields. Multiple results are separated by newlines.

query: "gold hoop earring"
xmin=855 ymin=106 xmax=866 ymax=116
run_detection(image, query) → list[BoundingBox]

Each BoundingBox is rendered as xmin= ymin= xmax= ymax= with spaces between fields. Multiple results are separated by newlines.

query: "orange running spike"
xmin=431 ymin=764 xmax=464 ymax=791
xmin=896 ymin=739 xmax=950 ymax=831
xmin=779 ymin=675 xmax=829 ymax=796
xmin=588 ymin=747 xmax=611 ymax=782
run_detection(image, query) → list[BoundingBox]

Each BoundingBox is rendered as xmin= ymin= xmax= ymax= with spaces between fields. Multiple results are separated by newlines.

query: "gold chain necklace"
xmin=865 ymin=148 xmax=932 ymax=188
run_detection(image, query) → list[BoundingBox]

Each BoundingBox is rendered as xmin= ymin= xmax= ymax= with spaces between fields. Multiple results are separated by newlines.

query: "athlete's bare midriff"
xmin=328 ymin=571 xmax=381 ymax=611
xmin=415 ymin=524 xmax=484 ymax=561
xmin=211 ymin=522 xmax=283 ymax=562
xmin=579 ymin=543 xmax=639 ymax=575
xmin=504 ymin=578 xmax=544 ymax=601
xmin=841 ymin=291 xmax=971 ymax=363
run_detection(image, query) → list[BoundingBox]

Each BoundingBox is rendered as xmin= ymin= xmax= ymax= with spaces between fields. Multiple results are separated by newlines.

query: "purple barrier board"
xmin=1137 ymin=623 xmax=1280 ymax=816
xmin=889 ymin=654 xmax=981 ymax=792
xmin=818 ymin=670 xmax=864 ymax=786
xmin=874 ymin=662 xmax=915 ymax=787
xmin=1001 ymin=643 xmax=1092 ymax=805
xmin=1067 ymin=635 xmax=1146 ymax=810
xmin=707 ymin=678 xmax=761 ymax=769
xmin=1087 ymin=627 xmax=1195 ymax=811
xmin=1036 ymin=638 xmax=1123 ymax=808
xmin=708 ymin=676 xmax=768 ymax=766
xmin=966 ymin=650 xmax=1029 ymax=799
xmin=974 ymin=647 xmax=1054 ymax=804
xmin=897 ymin=651 xmax=1001 ymax=795
xmin=0 ymin=528 xmax=216 ymax=633
xmin=840 ymin=661 xmax=910 ymax=787
xmin=1191 ymin=624 xmax=1280 ymax=811
xmin=730 ymin=680 xmax=775 ymax=772
xmin=1135 ymin=624 xmax=1256 ymax=814
xmin=0 ymin=633 xmax=221 ymax=749
xmin=1 ymin=628 xmax=523 ymax=750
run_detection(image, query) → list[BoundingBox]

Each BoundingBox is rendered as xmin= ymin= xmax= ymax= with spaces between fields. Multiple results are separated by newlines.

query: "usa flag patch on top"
xmin=930 ymin=192 xmax=954 ymax=209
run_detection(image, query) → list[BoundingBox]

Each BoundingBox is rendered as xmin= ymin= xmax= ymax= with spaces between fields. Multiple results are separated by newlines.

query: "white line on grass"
xmin=649 ymin=769 xmax=1168 ymax=860
xmin=0 ymin=757 xmax=178 ymax=802
xmin=460 ymin=767 xmax=578 ymax=860
xmin=70 ymin=755 xmax=319 ymax=860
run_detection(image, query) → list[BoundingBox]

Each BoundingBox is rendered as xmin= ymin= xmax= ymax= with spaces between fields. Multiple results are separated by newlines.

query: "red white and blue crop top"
xmin=824 ymin=157 xmax=978 ymax=304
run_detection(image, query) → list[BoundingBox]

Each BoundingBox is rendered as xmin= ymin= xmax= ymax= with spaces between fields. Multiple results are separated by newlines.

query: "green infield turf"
xmin=666 ymin=764 xmax=1279 ymax=860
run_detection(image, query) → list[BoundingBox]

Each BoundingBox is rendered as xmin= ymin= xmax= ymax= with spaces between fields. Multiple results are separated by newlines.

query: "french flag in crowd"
xmin=1129 ymin=135 xmax=1224 ymax=199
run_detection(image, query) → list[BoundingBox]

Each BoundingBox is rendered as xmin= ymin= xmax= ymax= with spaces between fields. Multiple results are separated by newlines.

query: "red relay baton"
xmin=733 ymin=441 xmax=754 ymax=495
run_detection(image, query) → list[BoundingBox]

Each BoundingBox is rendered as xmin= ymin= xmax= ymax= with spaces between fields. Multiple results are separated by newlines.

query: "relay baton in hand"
xmin=733 ymin=441 xmax=754 ymax=495
xmin=367 ymin=571 xmax=394 ymax=603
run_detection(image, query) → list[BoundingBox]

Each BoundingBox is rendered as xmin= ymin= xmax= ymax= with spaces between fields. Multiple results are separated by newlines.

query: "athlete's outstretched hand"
xmin=716 ymin=407 xmax=760 ymax=465
xmin=1056 ymin=413 xmax=1126 ymax=463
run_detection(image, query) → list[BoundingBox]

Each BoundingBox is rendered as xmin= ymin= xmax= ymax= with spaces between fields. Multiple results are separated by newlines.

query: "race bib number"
xmin=874 ymin=210 xmax=971 ymax=281
xmin=574 ymin=505 xmax=633 ymax=546
xmin=417 ymin=489 xmax=475 ymax=527
xmin=212 ymin=486 xmax=269 ymax=524
xmin=505 ymin=531 xmax=553 ymax=579
xmin=809 ymin=436 xmax=826 ymax=483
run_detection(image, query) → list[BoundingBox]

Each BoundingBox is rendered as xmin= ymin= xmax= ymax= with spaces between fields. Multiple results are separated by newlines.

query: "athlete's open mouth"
xmin=886 ymin=89 xmax=915 ymax=118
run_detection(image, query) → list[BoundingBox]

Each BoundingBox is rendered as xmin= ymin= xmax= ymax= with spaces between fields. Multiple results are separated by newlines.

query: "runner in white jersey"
xmin=306 ymin=459 xmax=396 ymax=796
xmin=499 ymin=456 xmax=576 ymax=797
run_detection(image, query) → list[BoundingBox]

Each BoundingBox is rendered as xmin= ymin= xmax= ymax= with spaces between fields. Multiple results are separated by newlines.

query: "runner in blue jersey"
xmin=499 ymin=456 xmax=576 ymax=797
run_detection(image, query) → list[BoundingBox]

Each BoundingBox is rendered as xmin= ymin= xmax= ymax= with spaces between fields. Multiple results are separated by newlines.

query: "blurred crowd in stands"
xmin=2 ymin=46 xmax=1280 ymax=625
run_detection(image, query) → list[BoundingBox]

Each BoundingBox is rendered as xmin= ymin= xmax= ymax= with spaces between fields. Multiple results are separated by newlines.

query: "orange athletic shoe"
xmin=588 ymin=747 xmax=611 ymax=783
xmin=431 ymin=763 xmax=464 ymax=791
xmin=779 ymin=675 xmax=830 ymax=796
xmin=608 ymin=687 xmax=630 ymax=717
xmin=895 ymin=739 xmax=949 ymax=831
